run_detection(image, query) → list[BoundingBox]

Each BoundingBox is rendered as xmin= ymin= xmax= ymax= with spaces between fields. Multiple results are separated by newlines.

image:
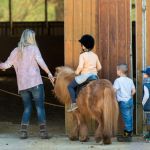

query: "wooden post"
xmin=136 ymin=0 xmax=143 ymax=135
xmin=9 ymin=0 xmax=12 ymax=36
xmin=45 ymin=0 xmax=48 ymax=34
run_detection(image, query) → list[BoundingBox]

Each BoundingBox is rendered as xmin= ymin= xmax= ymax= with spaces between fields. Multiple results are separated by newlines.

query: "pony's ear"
xmin=55 ymin=67 xmax=62 ymax=77
xmin=55 ymin=67 xmax=62 ymax=73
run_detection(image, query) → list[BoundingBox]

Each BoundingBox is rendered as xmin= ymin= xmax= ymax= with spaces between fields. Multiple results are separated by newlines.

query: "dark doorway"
xmin=0 ymin=21 xmax=65 ymax=135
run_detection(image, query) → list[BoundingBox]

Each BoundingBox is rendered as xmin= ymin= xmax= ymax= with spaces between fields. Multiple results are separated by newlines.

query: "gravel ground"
xmin=0 ymin=123 xmax=150 ymax=150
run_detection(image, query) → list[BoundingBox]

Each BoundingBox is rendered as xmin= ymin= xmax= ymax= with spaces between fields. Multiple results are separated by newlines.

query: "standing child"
xmin=113 ymin=64 xmax=136 ymax=142
xmin=142 ymin=67 xmax=150 ymax=142
xmin=67 ymin=34 xmax=102 ymax=112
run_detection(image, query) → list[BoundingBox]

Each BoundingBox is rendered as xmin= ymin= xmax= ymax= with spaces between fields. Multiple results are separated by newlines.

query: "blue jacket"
xmin=143 ymin=78 xmax=150 ymax=111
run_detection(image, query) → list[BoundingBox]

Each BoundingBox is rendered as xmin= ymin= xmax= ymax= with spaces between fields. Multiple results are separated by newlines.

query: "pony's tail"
xmin=103 ymin=87 xmax=119 ymax=137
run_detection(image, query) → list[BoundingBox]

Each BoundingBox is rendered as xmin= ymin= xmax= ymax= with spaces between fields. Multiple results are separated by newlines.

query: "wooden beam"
xmin=9 ymin=0 xmax=12 ymax=36
xmin=45 ymin=0 xmax=48 ymax=23
xmin=136 ymin=0 xmax=143 ymax=135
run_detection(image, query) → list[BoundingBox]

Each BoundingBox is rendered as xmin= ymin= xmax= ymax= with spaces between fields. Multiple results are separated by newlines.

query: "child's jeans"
xmin=119 ymin=98 xmax=133 ymax=132
xmin=67 ymin=79 xmax=79 ymax=103
xmin=20 ymin=84 xmax=46 ymax=125
xmin=68 ymin=75 xmax=98 ymax=103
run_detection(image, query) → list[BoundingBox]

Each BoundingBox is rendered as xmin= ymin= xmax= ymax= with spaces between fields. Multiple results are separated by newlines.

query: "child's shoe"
xmin=67 ymin=103 xmax=78 ymax=112
xmin=145 ymin=137 xmax=150 ymax=143
xmin=117 ymin=130 xmax=132 ymax=142
xmin=143 ymin=131 xmax=150 ymax=142
xmin=143 ymin=133 xmax=150 ymax=139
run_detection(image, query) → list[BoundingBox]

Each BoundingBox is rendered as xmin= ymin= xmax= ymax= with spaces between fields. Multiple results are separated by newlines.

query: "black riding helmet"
xmin=79 ymin=34 xmax=95 ymax=50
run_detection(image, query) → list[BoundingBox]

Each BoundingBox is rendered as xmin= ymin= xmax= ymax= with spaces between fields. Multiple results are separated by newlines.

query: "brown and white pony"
xmin=54 ymin=66 xmax=119 ymax=144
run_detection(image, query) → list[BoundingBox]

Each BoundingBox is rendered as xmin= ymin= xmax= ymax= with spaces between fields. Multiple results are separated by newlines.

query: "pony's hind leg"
xmin=103 ymin=134 xmax=112 ymax=145
xmin=78 ymin=114 xmax=89 ymax=142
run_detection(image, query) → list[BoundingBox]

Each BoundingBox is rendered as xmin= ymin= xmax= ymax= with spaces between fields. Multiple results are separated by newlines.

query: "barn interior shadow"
xmin=0 ymin=22 xmax=65 ymax=136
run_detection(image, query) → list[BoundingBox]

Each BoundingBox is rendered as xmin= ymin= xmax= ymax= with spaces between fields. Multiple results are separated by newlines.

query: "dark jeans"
xmin=145 ymin=113 xmax=150 ymax=125
xmin=119 ymin=98 xmax=133 ymax=132
xmin=67 ymin=79 xmax=78 ymax=103
xmin=20 ymin=84 xmax=46 ymax=125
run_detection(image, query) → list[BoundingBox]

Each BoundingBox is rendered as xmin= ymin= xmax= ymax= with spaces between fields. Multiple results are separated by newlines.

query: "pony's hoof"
xmin=69 ymin=136 xmax=79 ymax=141
xmin=79 ymin=136 xmax=89 ymax=142
xmin=103 ymin=138 xmax=112 ymax=145
xmin=95 ymin=137 xmax=102 ymax=143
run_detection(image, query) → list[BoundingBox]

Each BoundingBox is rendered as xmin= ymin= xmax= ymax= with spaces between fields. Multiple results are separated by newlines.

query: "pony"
xmin=54 ymin=66 xmax=119 ymax=144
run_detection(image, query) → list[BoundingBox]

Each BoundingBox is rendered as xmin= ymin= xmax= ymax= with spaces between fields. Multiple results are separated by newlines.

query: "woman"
xmin=0 ymin=29 xmax=54 ymax=139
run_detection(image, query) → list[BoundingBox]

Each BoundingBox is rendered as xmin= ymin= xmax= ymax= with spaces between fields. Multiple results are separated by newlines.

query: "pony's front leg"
xmin=69 ymin=125 xmax=79 ymax=141
xmin=78 ymin=114 xmax=89 ymax=142
xmin=68 ymin=113 xmax=79 ymax=141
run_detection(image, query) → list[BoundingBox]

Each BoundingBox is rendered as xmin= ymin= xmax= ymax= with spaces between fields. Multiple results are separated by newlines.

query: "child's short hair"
xmin=142 ymin=67 xmax=150 ymax=77
xmin=117 ymin=63 xmax=128 ymax=74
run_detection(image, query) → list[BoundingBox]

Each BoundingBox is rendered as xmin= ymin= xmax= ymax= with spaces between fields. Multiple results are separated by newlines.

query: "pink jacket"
xmin=0 ymin=45 xmax=50 ymax=91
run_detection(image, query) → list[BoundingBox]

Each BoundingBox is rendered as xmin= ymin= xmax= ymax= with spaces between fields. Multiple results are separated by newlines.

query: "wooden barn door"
xmin=136 ymin=0 xmax=150 ymax=134
xmin=64 ymin=0 xmax=98 ymax=134
xmin=97 ymin=0 xmax=131 ymax=134
xmin=64 ymin=0 xmax=131 ymax=134
xmin=97 ymin=0 xmax=130 ymax=82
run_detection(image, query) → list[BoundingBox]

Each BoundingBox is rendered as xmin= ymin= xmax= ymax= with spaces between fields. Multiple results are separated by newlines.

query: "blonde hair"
xmin=18 ymin=29 xmax=37 ymax=56
xmin=117 ymin=63 xmax=128 ymax=75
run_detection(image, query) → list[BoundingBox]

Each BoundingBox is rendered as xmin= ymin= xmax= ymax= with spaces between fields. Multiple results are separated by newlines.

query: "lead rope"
xmin=0 ymin=76 xmax=64 ymax=108
xmin=41 ymin=75 xmax=55 ymax=87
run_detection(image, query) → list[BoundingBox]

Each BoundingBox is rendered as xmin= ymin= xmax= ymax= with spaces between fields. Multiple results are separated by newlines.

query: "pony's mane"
xmin=54 ymin=66 xmax=75 ymax=104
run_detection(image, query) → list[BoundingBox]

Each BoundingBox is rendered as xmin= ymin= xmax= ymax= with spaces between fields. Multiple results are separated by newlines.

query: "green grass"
xmin=0 ymin=0 xmax=63 ymax=22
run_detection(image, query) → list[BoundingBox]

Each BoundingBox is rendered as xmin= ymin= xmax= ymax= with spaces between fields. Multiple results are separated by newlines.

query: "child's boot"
xmin=20 ymin=124 xmax=28 ymax=139
xmin=39 ymin=124 xmax=49 ymax=139
xmin=67 ymin=103 xmax=78 ymax=112
xmin=144 ymin=126 xmax=150 ymax=142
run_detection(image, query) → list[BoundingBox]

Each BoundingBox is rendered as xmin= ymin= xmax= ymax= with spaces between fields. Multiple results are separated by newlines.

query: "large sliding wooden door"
xmin=64 ymin=0 xmax=131 ymax=134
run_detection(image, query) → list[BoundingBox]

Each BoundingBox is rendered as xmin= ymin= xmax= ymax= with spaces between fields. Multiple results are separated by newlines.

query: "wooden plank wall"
xmin=147 ymin=1 xmax=150 ymax=65
xmin=64 ymin=0 xmax=131 ymax=134
xmin=136 ymin=0 xmax=150 ymax=134
xmin=64 ymin=0 xmax=98 ymax=134
xmin=98 ymin=0 xmax=130 ymax=81
xmin=97 ymin=0 xmax=130 ymax=134
xmin=64 ymin=0 xmax=97 ymax=67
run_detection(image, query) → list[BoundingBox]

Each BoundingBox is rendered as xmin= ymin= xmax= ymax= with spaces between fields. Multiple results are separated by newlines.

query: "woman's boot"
xmin=39 ymin=124 xmax=49 ymax=139
xmin=20 ymin=124 xmax=28 ymax=139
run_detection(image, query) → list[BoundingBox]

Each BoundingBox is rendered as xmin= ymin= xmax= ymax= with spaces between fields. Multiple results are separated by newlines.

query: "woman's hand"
xmin=48 ymin=73 xmax=55 ymax=86
xmin=0 ymin=63 xmax=5 ymax=71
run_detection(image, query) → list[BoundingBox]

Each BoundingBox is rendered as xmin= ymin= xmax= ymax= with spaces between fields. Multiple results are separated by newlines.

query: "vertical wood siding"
xmin=64 ymin=0 xmax=130 ymax=134
xmin=98 ymin=0 xmax=130 ymax=134
xmin=98 ymin=0 xmax=130 ymax=81
xmin=136 ymin=0 xmax=150 ymax=134
xmin=65 ymin=0 xmax=97 ymax=67
xmin=64 ymin=0 xmax=98 ymax=134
